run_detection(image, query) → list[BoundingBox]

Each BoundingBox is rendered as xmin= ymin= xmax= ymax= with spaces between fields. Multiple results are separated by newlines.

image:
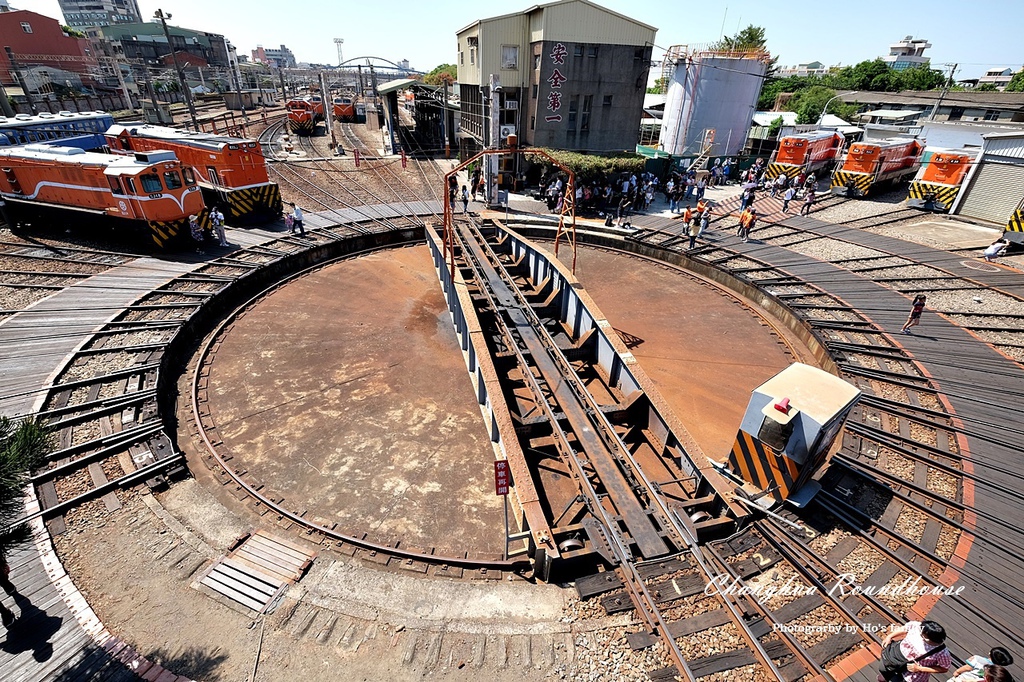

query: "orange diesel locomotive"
xmin=906 ymin=150 xmax=975 ymax=212
xmin=765 ymin=131 xmax=844 ymax=181
xmin=830 ymin=138 xmax=924 ymax=197
xmin=0 ymin=145 xmax=205 ymax=247
xmin=286 ymin=96 xmax=324 ymax=135
xmin=106 ymin=123 xmax=282 ymax=224
xmin=332 ymin=96 xmax=355 ymax=123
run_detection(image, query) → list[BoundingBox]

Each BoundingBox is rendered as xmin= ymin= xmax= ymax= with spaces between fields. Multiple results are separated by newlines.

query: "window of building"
xmin=530 ymin=116 xmax=535 ymax=130
xmin=568 ymin=95 xmax=578 ymax=124
xmin=574 ymin=44 xmax=583 ymax=58
xmin=470 ymin=48 xmax=475 ymax=65
xmin=534 ymin=54 xmax=541 ymax=71
xmin=20 ymin=22 xmax=32 ymax=33
xmin=948 ymin=107 xmax=964 ymax=121
xmin=581 ymin=95 xmax=592 ymax=131
xmin=460 ymin=51 xmax=463 ymax=65
xmin=603 ymin=95 xmax=613 ymax=107
xmin=984 ymin=109 xmax=999 ymax=121
xmin=587 ymin=45 xmax=598 ymax=58
xmin=532 ymin=83 xmax=538 ymax=99
xmin=501 ymin=45 xmax=519 ymax=70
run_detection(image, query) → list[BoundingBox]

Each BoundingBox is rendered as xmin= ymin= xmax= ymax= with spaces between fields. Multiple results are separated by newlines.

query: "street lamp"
xmin=153 ymin=8 xmax=199 ymax=130
xmin=817 ymin=91 xmax=854 ymax=126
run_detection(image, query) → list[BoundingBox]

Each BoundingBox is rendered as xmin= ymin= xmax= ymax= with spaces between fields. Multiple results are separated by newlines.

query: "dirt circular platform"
xmin=200 ymin=241 xmax=812 ymax=557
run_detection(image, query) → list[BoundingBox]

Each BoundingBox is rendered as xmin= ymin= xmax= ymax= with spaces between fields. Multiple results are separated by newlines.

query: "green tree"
xmin=897 ymin=65 xmax=946 ymax=91
xmin=767 ymin=115 xmax=784 ymax=138
xmin=975 ymin=83 xmax=998 ymax=92
xmin=423 ymin=63 xmax=457 ymax=86
xmin=711 ymin=24 xmax=767 ymax=52
xmin=61 ymin=25 xmax=85 ymax=38
xmin=787 ymin=86 xmax=859 ymax=124
xmin=1005 ymin=68 xmax=1024 ymax=92
xmin=834 ymin=59 xmax=892 ymax=90
xmin=1 ymin=417 xmax=51 ymax=612
xmin=647 ymin=76 xmax=668 ymax=94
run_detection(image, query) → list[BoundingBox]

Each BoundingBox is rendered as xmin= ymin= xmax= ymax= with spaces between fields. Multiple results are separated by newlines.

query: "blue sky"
xmin=12 ymin=0 xmax=1024 ymax=80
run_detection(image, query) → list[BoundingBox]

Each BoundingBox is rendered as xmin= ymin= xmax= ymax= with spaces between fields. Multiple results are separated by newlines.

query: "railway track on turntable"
xmin=440 ymin=216 xmax=903 ymax=680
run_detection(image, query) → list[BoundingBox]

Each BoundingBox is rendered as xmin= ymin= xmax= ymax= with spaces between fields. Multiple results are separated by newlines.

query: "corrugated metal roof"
xmin=982 ymin=132 xmax=1024 ymax=160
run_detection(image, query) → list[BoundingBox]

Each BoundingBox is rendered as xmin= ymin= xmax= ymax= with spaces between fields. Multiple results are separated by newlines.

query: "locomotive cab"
xmin=726 ymin=364 xmax=861 ymax=508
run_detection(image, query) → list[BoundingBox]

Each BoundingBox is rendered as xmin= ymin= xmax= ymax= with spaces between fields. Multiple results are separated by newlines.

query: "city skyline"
xmin=7 ymin=0 xmax=1024 ymax=81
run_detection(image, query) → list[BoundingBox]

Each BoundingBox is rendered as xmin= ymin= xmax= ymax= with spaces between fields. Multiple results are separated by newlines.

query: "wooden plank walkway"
xmin=643 ymin=208 xmax=1024 ymax=675
xmin=0 ymin=203 xmax=436 ymax=681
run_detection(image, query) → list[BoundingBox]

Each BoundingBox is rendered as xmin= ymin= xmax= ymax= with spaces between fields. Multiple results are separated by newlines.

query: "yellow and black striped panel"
xmin=1006 ymin=208 xmax=1024 ymax=235
xmin=727 ymin=430 xmax=802 ymax=503
xmin=907 ymin=181 xmax=960 ymax=212
xmin=830 ymin=171 xmax=873 ymax=196
xmin=222 ymin=183 xmax=283 ymax=222
xmin=765 ymin=163 xmax=801 ymax=181
xmin=289 ymin=118 xmax=315 ymax=135
xmin=150 ymin=208 xmax=211 ymax=249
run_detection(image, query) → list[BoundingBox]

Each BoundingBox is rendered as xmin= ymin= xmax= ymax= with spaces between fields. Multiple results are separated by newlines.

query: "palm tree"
xmin=1 ymin=417 xmax=51 ymax=626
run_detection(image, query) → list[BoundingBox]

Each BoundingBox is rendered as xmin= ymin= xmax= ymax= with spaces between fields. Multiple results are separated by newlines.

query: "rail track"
xmin=619 ymin=216 xmax=1024 ymax=666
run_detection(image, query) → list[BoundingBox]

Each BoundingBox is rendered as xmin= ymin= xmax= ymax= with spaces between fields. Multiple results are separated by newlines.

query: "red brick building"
xmin=0 ymin=10 xmax=95 ymax=88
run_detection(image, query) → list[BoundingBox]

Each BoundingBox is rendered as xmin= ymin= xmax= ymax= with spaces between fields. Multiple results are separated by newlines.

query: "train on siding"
xmin=764 ymin=131 xmax=844 ymax=181
xmin=0 ymin=145 xmax=206 ymax=248
xmin=105 ymin=123 xmax=281 ymax=224
xmin=332 ymin=96 xmax=355 ymax=123
xmin=0 ymin=110 xmax=114 ymax=150
xmin=286 ymin=96 xmax=324 ymax=135
xmin=830 ymin=138 xmax=924 ymax=197
xmin=905 ymin=149 xmax=976 ymax=212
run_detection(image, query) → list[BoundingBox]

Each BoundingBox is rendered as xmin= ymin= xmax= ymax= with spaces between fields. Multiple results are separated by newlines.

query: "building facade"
xmin=0 ymin=10 xmax=95 ymax=91
xmin=977 ymin=68 xmax=1018 ymax=90
xmin=881 ymin=36 xmax=931 ymax=71
xmin=87 ymin=22 xmax=230 ymax=68
xmin=455 ymin=0 xmax=655 ymax=155
xmin=58 ymin=0 xmax=142 ymax=28
xmin=252 ymin=45 xmax=296 ymax=69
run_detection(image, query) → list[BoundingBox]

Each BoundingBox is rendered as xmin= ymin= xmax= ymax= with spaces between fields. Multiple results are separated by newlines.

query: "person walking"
xmin=695 ymin=176 xmax=707 ymax=201
xmin=211 ymin=206 xmax=227 ymax=247
xmin=470 ymin=167 xmax=481 ymax=200
xmin=698 ymin=204 xmax=712 ymax=237
xmin=688 ymin=218 xmax=700 ymax=250
xmin=951 ymin=646 xmax=1014 ymax=682
xmin=783 ymin=185 xmax=797 ymax=213
xmin=901 ymin=294 xmax=927 ymax=334
xmin=800 ymin=190 xmax=816 ymax=216
xmin=290 ymin=203 xmax=305 ymax=236
xmin=189 ymin=214 xmax=204 ymax=253
xmin=461 ymin=185 xmax=470 ymax=213
xmin=877 ymin=620 xmax=951 ymax=682
xmin=739 ymin=208 xmax=757 ymax=242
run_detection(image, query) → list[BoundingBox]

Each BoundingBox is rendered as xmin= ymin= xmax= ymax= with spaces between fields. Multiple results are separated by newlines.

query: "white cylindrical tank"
xmin=661 ymin=54 xmax=767 ymax=158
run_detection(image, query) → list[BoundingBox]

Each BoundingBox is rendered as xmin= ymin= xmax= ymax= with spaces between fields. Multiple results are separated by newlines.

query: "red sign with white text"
xmin=494 ymin=461 xmax=510 ymax=496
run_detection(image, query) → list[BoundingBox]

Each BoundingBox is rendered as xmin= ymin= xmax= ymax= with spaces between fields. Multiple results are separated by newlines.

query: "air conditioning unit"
xmin=504 ymin=100 xmax=518 ymax=110
xmin=499 ymin=124 xmax=516 ymax=138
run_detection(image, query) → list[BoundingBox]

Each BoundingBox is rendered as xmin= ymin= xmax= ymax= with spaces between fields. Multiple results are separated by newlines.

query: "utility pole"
xmin=928 ymin=63 xmax=958 ymax=121
xmin=153 ymin=9 xmax=199 ymax=130
xmin=278 ymin=68 xmax=287 ymax=101
xmin=108 ymin=57 xmax=132 ymax=111
xmin=441 ymin=79 xmax=449 ymax=159
xmin=320 ymin=71 xmax=338 ymax=153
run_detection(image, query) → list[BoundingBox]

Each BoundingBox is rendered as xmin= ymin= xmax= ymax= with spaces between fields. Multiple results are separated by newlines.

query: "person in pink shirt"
xmin=878 ymin=620 xmax=952 ymax=682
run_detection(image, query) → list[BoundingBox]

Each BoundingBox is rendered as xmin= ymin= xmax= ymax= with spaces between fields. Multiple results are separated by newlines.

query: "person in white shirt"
xmin=290 ymin=203 xmax=305 ymax=236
